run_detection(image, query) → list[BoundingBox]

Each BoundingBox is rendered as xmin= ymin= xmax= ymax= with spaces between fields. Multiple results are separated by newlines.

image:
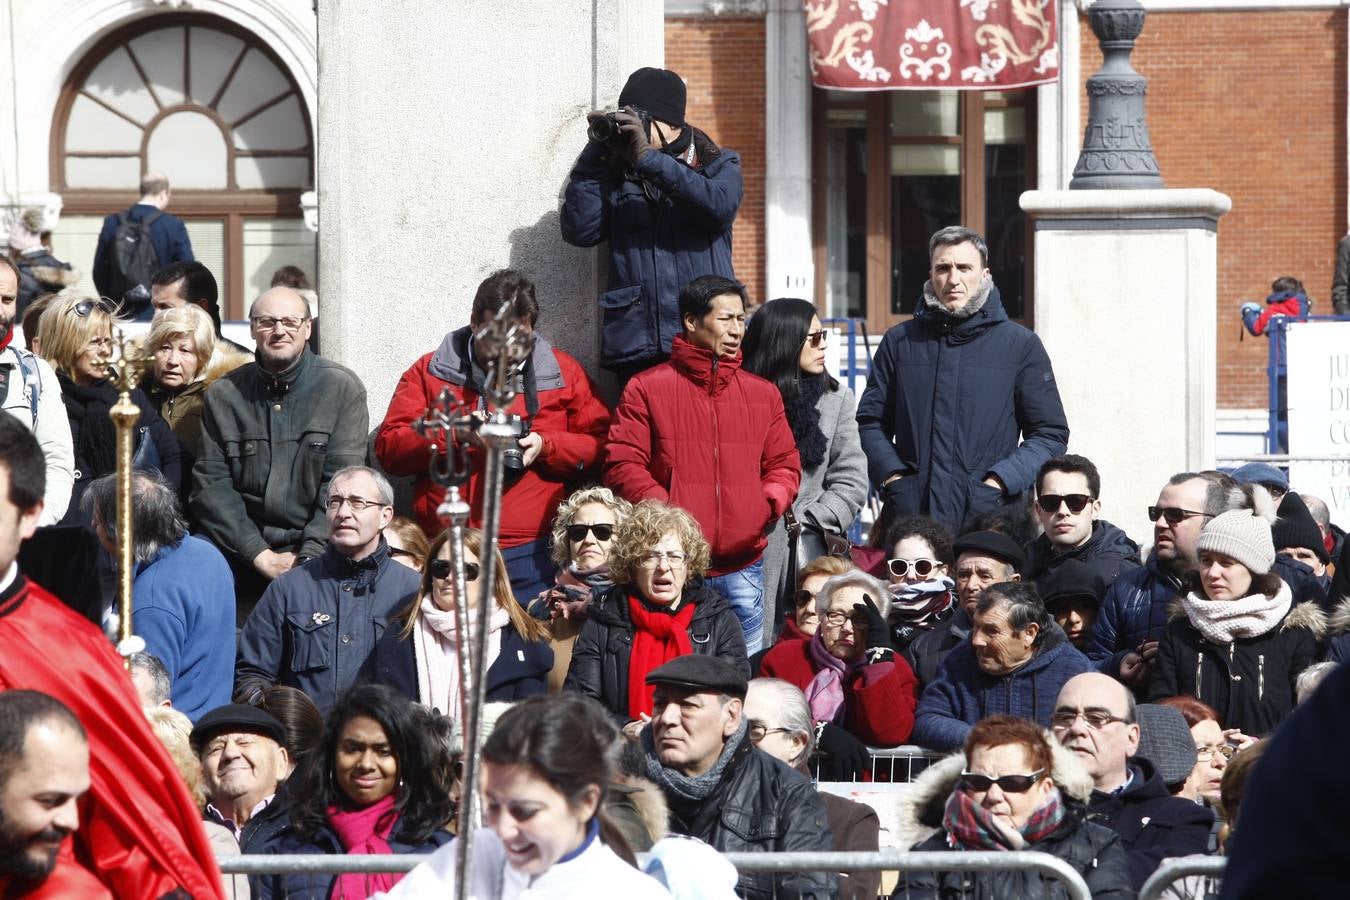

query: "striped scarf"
xmin=942 ymin=783 xmax=1065 ymax=851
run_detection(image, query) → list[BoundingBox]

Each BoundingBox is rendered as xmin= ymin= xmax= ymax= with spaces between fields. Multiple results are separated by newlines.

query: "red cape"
xmin=0 ymin=575 xmax=223 ymax=900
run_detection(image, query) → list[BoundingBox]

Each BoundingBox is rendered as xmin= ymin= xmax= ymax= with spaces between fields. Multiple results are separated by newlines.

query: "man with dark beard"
xmin=0 ymin=691 xmax=104 ymax=898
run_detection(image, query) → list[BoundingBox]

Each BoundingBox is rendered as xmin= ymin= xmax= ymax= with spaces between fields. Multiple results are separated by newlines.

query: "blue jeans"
xmin=707 ymin=558 xmax=765 ymax=655
xmin=501 ymin=538 xmax=555 ymax=607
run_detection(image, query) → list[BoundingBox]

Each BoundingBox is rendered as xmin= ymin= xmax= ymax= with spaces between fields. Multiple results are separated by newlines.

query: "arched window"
xmin=51 ymin=13 xmax=315 ymax=319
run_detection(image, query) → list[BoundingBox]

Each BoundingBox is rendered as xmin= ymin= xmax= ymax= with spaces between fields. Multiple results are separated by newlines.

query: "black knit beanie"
xmin=619 ymin=67 xmax=686 ymax=126
xmin=1272 ymin=491 xmax=1330 ymax=564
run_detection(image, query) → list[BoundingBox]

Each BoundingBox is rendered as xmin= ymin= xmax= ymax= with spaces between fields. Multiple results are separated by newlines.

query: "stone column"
xmin=765 ymin=0 xmax=813 ymax=299
xmin=316 ymin=0 xmax=662 ymax=422
xmin=1020 ymin=189 xmax=1231 ymax=544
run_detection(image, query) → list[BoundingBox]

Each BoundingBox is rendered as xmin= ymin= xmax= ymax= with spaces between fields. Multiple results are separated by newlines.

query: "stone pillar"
xmin=316 ymin=0 xmax=663 ymax=423
xmin=765 ymin=0 xmax=813 ymax=299
xmin=1020 ymin=190 xmax=1231 ymax=544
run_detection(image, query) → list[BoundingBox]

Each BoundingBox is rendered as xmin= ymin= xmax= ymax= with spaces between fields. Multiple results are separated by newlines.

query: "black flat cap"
xmin=645 ymin=655 xmax=748 ymax=699
xmin=953 ymin=530 xmax=1025 ymax=572
xmin=191 ymin=704 xmax=287 ymax=753
xmin=1041 ymin=559 xmax=1108 ymax=610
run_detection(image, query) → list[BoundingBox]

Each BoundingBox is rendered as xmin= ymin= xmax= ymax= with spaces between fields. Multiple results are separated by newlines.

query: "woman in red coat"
xmin=759 ymin=568 xmax=918 ymax=747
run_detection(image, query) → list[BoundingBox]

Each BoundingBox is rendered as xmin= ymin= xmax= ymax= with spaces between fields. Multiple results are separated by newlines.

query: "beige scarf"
xmin=414 ymin=595 xmax=509 ymax=717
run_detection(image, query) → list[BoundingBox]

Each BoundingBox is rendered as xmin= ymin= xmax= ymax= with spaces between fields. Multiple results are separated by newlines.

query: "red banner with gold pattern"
xmin=805 ymin=0 xmax=1059 ymax=91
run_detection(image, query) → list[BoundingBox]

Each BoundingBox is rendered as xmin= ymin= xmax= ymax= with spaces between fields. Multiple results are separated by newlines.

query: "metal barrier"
xmin=1139 ymin=856 xmax=1227 ymax=900
xmin=813 ymin=744 xmax=948 ymax=782
xmin=219 ymin=849 xmax=1094 ymax=900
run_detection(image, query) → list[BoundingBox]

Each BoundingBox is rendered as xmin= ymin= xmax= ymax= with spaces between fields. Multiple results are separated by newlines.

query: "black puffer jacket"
xmin=663 ymin=733 xmax=836 ymax=900
xmin=894 ymin=743 xmax=1133 ymax=900
xmin=563 ymin=579 xmax=748 ymax=723
xmin=1149 ymin=589 xmax=1324 ymax=736
xmin=1025 ymin=519 xmax=1141 ymax=593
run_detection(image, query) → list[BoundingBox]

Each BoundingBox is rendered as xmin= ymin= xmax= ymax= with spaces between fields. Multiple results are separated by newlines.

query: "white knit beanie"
xmin=1196 ymin=509 xmax=1275 ymax=574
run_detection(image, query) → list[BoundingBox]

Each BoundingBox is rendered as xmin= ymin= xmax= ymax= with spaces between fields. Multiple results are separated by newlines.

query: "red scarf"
xmin=627 ymin=593 xmax=696 ymax=719
xmin=325 ymin=794 xmax=401 ymax=899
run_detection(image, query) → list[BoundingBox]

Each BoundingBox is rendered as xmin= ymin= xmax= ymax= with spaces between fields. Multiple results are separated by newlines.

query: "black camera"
xmin=501 ymin=415 xmax=532 ymax=476
xmin=588 ymin=107 xmax=651 ymax=146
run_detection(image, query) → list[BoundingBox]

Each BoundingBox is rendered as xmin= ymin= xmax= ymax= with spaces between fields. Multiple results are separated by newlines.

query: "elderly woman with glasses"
xmin=528 ymin=486 xmax=633 ymax=694
xmin=742 ymin=298 xmax=868 ymax=644
xmin=564 ymin=500 xmax=748 ymax=735
xmin=1157 ymin=695 xmax=1252 ymax=812
xmin=759 ymin=568 xmax=918 ymax=749
xmin=37 ymin=294 xmax=182 ymax=522
xmin=895 ymin=714 xmax=1132 ymax=900
xmin=368 ymin=527 xmax=553 ymax=721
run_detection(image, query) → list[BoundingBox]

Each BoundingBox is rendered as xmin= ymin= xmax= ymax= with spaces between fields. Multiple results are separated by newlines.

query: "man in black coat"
xmin=1024 ymin=453 xmax=1140 ymax=592
xmin=857 ymin=225 xmax=1068 ymax=533
xmin=1052 ymin=672 xmax=1213 ymax=889
xmin=637 ymin=656 xmax=835 ymax=900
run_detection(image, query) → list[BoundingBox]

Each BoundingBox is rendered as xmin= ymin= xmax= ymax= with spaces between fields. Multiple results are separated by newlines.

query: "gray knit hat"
xmin=1196 ymin=509 xmax=1275 ymax=574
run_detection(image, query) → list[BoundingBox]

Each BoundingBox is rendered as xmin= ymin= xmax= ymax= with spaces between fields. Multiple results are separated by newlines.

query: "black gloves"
xmin=611 ymin=108 xmax=653 ymax=167
xmin=854 ymin=593 xmax=894 ymax=664
xmin=814 ymin=722 xmax=871 ymax=782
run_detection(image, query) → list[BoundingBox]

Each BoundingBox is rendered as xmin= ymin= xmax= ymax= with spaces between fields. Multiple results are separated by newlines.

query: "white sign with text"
xmin=1286 ymin=320 xmax=1350 ymax=530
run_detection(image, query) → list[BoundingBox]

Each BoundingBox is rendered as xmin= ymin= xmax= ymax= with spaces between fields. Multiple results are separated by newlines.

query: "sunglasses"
xmin=887 ymin=557 xmax=939 ymax=578
xmin=793 ymin=588 xmax=816 ymax=609
xmin=69 ymin=298 xmax=116 ymax=318
xmin=1037 ymin=493 xmax=1093 ymax=514
xmin=566 ymin=523 xmax=615 ymax=543
xmin=1148 ymin=506 xmax=1212 ymax=526
xmin=428 ymin=558 xmax=480 ymax=582
xmin=959 ymin=769 xmax=1045 ymax=793
xmin=804 ymin=329 xmax=827 ymax=348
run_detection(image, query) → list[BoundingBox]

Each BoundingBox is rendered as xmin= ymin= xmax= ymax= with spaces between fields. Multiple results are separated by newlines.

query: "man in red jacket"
xmin=605 ymin=275 xmax=801 ymax=654
xmin=375 ymin=269 xmax=610 ymax=600
xmin=0 ymin=416 xmax=222 ymax=899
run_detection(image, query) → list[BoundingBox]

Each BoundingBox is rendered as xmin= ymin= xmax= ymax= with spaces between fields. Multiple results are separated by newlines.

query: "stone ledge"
xmin=1020 ymin=188 xmax=1232 ymax=221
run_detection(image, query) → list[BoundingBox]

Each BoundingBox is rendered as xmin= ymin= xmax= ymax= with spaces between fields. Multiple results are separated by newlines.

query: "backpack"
xmin=106 ymin=210 xmax=163 ymax=301
xmin=7 ymin=346 xmax=41 ymax=426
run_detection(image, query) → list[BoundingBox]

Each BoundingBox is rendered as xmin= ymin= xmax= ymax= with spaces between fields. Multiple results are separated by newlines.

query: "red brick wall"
xmin=1080 ymin=9 xmax=1347 ymax=409
xmin=665 ymin=16 xmax=767 ymax=304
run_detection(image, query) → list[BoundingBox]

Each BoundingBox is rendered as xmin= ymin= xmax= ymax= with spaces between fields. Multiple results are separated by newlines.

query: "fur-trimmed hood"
xmin=1328 ymin=597 xmax=1350 ymax=638
xmin=610 ymin=772 xmax=669 ymax=846
xmin=893 ymin=731 xmax=1095 ymax=851
xmin=203 ymin=343 xmax=252 ymax=385
xmin=1166 ymin=592 xmax=1327 ymax=641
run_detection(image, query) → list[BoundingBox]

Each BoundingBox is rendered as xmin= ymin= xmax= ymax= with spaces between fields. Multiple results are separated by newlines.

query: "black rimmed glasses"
xmin=1148 ymin=506 xmax=1212 ymax=526
xmin=429 ymin=559 xmax=480 ymax=582
xmin=959 ymin=769 xmax=1046 ymax=793
xmin=566 ymin=523 xmax=615 ymax=543
xmin=325 ymin=494 xmax=387 ymax=512
xmin=1037 ymin=493 xmax=1094 ymax=514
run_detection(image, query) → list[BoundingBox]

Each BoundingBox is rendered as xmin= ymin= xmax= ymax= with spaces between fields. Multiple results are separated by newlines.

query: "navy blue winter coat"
xmin=251 ymin=816 xmax=450 ymax=899
xmin=910 ymin=623 xmax=1091 ymax=751
xmin=92 ymin=203 xmax=194 ymax=298
xmin=560 ymin=134 xmax=743 ymax=370
xmin=1024 ymin=519 xmax=1141 ymax=593
xmin=1084 ymin=552 xmax=1183 ymax=678
xmin=856 ymin=282 xmax=1069 ymax=533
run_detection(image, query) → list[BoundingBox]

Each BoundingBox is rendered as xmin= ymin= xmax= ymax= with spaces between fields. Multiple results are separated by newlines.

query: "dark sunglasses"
xmin=804 ymin=329 xmax=827 ymax=348
xmin=428 ymin=558 xmax=480 ymax=582
xmin=69 ymin=298 xmax=116 ymax=318
xmin=1148 ymin=506 xmax=1212 ymax=526
xmin=793 ymin=588 xmax=816 ymax=608
xmin=887 ymin=557 xmax=938 ymax=578
xmin=1037 ymin=493 xmax=1094 ymax=514
xmin=565 ymin=523 xmax=614 ymax=542
xmin=960 ymin=769 xmax=1045 ymax=793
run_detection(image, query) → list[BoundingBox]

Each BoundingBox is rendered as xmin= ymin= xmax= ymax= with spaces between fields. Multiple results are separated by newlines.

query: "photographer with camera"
xmin=561 ymin=67 xmax=744 ymax=380
xmin=376 ymin=269 xmax=611 ymax=601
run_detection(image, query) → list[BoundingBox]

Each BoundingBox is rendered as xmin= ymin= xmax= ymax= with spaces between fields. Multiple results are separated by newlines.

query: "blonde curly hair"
xmin=549 ymin=486 xmax=633 ymax=566
xmin=609 ymin=500 xmax=710 ymax=584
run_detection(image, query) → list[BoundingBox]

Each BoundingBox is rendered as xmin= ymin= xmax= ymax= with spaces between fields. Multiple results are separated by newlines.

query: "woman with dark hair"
xmin=252 ymin=684 xmax=453 ymax=899
xmin=742 ymin=298 xmax=868 ymax=642
xmin=368 ymin=528 xmax=553 ymax=720
xmin=254 ymin=685 xmax=324 ymax=774
xmin=895 ymin=714 xmax=1132 ymax=899
xmin=875 ymin=514 xmax=957 ymax=652
xmin=380 ymin=693 xmax=672 ymax=898
xmin=1150 ymin=505 xmax=1325 ymax=735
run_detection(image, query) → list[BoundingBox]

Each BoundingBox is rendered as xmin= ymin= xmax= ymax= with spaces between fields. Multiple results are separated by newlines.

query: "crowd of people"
xmin=1 ymin=68 xmax=1346 ymax=900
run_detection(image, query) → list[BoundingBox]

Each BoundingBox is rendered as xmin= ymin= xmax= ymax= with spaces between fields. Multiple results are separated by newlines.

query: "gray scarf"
xmin=639 ymin=717 xmax=750 ymax=802
xmin=922 ymin=275 xmax=993 ymax=320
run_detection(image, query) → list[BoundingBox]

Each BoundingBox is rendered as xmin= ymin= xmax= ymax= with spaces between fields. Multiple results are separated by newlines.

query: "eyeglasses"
xmin=566 ymin=522 xmax=615 ymax=543
xmin=428 ymin=558 xmax=480 ymax=582
xmin=1037 ymin=493 xmax=1094 ymax=514
xmin=325 ymin=494 xmax=388 ymax=512
xmin=804 ymin=329 xmax=828 ymax=348
xmin=959 ymin=769 xmax=1046 ymax=793
xmin=887 ymin=557 xmax=940 ymax=578
xmin=637 ymin=551 xmax=686 ymax=569
xmin=68 ymin=298 xmax=115 ymax=318
xmin=1148 ymin=506 xmax=1212 ymax=526
xmin=250 ymin=315 xmax=309 ymax=332
xmin=748 ymin=721 xmax=793 ymax=744
xmin=793 ymin=588 xmax=816 ymax=609
xmin=822 ymin=610 xmax=869 ymax=628
xmin=1196 ymin=743 xmax=1237 ymax=762
xmin=1051 ymin=709 xmax=1131 ymax=730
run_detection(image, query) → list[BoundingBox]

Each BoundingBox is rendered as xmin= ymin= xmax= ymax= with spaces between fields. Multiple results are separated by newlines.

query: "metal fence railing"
xmin=813 ymin=744 xmax=948 ymax=782
xmin=219 ymin=849 xmax=1095 ymax=900
xmin=1139 ymin=856 xmax=1227 ymax=900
